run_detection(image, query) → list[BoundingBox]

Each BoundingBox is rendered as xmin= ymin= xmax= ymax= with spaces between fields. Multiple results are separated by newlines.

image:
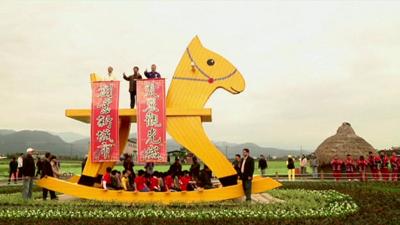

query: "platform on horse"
xmin=65 ymin=108 xmax=212 ymax=123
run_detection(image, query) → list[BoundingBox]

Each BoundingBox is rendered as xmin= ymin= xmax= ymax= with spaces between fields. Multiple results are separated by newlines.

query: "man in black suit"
xmin=240 ymin=148 xmax=254 ymax=201
xmin=41 ymin=152 xmax=57 ymax=200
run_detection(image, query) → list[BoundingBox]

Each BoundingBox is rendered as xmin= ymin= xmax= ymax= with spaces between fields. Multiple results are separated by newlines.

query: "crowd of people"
xmin=100 ymin=155 xmax=214 ymax=192
xmin=8 ymin=148 xmax=62 ymax=200
xmin=101 ymin=149 xmax=256 ymax=202
xmin=10 ymin=146 xmax=257 ymax=201
xmin=330 ymin=151 xmax=399 ymax=182
xmin=284 ymin=151 xmax=400 ymax=182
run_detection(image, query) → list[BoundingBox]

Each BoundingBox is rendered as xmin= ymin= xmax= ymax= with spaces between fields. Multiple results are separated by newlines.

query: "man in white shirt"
xmin=17 ymin=153 xmax=24 ymax=180
xmin=104 ymin=66 xmax=117 ymax=81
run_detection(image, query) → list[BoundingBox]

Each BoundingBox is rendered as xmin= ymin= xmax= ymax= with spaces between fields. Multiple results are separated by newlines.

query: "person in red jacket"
xmin=380 ymin=151 xmax=390 ymax=181
xmin=345 ymin=154 xmax=356 ymax=181
xmin=164 ymin=172 xmax=175 ymax=191
xmin=148 ymin=172 xmax=161 ymax=192
xmin=179 ymin=171 xmax=192 ymax=191
xmin=357 ymin=155 xmax=368 ymax=182
xmin=102 ymin=167 xmax=112 ymax=190
xmin=390 ymin=152 xmax=399 ymax=182
xmin=368 ymin=151 xmax=380 ymax=181
xmin=134 ymin=170 xmax=149 ymax=192
xmin=331 ymin=155 xmax=343 ymax=182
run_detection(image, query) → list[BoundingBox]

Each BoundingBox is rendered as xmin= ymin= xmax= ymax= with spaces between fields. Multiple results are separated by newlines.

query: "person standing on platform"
xmin=390 ymin=152 xmax=399 ymax=181
xmin=144 ymin=64 xmax=161 ymax=79
xmin=17 ymin=153 xmax=23 ymax=180
xmin=240 ymin=148 xmax=254 ymax=201
xmin=41 ymin=152 xmax=57 ymax=200
xmin=22 ymin=148 xmax=35 ymax=200
xmin=357 ymin=155 xmax=368 ymax=182
xmin=287 ymin=155 xmax=295 ymax=181
xmin=8 ymin=157 xmax=18 ymax=184
xmin=345 ymin=154 xmax=356 ymax=181
xmin=331 ymin=155 xmax=343 ymax=182
xmin=123 ymin=66 xmax=142 ymax=109
xmin=104 ymin=66 xmax=116 ymax=81
xmin=258 ymin=154 xmax=267 ymax=177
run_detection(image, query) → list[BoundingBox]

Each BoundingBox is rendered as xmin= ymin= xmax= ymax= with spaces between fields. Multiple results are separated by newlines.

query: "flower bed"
xmin=0 ymin=189 xmax=357 ymax=223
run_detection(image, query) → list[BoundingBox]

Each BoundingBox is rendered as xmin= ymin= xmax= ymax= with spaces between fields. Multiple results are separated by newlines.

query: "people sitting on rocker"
xmin=102 ymin=167 xmax=113 ymax=190
xmin=111 ymin=170 xmax=123 ymax=190
xmin=148 ymin=172 xmax=161 ymax=192
xmin=135 ymin=170 xmax=150 ymax=192
xmin=197 ymin=165 xmax=213 ymax=189
xmin=121 ymin=170 xmax=135 ymax=191
xmin=144 ymin=64 xmax=161 ymax=79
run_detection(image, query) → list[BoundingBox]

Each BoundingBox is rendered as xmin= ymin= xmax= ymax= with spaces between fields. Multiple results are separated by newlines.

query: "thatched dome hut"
xmin=314 ymin=122 xmax=376 ymax=167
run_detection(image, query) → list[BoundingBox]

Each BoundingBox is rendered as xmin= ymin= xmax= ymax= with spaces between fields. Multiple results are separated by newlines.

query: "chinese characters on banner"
xmin=90 ymin=81 xmax=120 ymax=163
xmin=137 ymin=79 xmax=166 ymax=163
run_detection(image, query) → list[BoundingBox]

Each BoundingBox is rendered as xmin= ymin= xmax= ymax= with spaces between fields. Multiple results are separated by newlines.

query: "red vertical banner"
xmin=90 ymin=81 xmax=120 ymax=163
xmin=137 ymin=79 xmax=166 ymax=163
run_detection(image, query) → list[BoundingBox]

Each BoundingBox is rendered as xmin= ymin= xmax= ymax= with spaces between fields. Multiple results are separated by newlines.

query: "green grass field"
xmin=0 ymin=159 xmax=300 ymax=178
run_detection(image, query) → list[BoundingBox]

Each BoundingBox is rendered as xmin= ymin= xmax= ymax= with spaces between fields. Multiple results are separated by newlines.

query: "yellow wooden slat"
xmin=65 ymin=108 xmax=212 ymax=123
xmin=36 ymin=176 xmax=282 ymax=204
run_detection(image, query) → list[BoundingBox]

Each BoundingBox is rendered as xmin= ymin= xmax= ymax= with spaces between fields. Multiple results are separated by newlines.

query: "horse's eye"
xmin=207 ymin=59 xmax=215 ymax=66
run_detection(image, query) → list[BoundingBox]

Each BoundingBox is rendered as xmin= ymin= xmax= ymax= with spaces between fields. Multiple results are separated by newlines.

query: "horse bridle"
xmin=173 ymin=48 xmax=237 ymax=84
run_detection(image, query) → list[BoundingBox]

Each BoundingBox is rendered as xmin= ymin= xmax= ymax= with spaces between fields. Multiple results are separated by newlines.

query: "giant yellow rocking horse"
xmin=37 ymin=36 xmax=282 ymax=203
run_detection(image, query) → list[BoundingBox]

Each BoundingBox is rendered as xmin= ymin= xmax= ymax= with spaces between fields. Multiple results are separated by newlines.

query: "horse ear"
xmin=188 ymin=35 xmax=203 ymax=48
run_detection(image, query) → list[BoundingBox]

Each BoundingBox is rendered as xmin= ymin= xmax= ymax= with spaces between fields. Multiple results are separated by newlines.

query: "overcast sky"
xmin=1 ymin=1 xmax=400 ymax=150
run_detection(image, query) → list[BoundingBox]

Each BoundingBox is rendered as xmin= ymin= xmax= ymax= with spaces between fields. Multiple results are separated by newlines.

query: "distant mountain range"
xmin=0 ymin=129 xmax=310 ymax=158
xmin=50 ymin=132 xmax=87 ymax=143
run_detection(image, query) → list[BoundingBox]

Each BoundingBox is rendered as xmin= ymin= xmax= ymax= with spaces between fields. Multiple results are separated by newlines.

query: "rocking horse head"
xmin=167 ymin=36 xmax=246 ymax=108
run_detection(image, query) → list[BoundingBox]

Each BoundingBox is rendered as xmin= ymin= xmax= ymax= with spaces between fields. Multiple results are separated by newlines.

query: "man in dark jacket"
xmin=240 ymin=148 xmax=254 ymax=201
xmin=8 ymin=157 xmax=18 ymax=184
xmin=169 ymin=158 xmax=182 ymax=177
xmin=22 ymin=148 xmax=36 ymax=200
xmin=197 ymin=165 xmax=212 ymax=189
xmin=144 ymin=64 xmax=161 ymax=79
xmin=189 ymin=156 xmax=200 ymax=180
xmin=36 ymin=157 xmax=43 ymax=177
xmin=41 ymin=152 xmax=57 ymax=200
xmin=232 ymin=154 xmax=241 ymax=178
xmin=123 ymin=66 xmax=142 ymax=108
xmin=258 ymin=154 xmax=268 ymax=177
